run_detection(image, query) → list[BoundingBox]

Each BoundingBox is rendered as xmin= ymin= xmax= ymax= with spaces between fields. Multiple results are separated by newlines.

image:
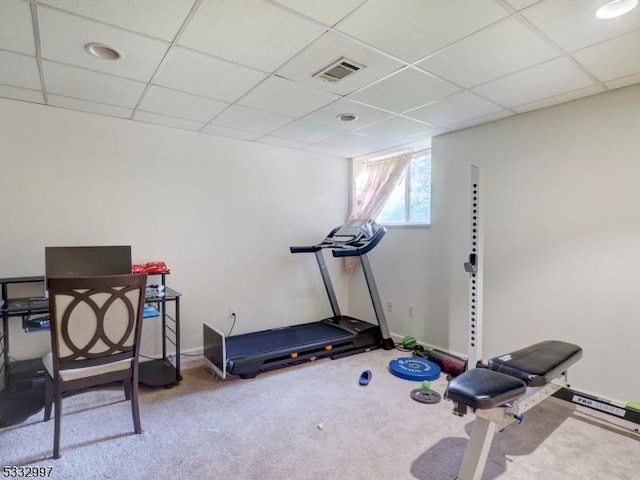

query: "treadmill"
xmin=203 ymin=219 xmax=395 ymax=378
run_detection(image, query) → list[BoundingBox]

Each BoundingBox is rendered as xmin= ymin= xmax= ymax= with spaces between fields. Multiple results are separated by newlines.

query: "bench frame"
xmin=456 ymin=381 xmax=564 ymax=480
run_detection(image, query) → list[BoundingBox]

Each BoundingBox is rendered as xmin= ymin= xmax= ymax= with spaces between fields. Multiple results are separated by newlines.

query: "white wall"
xmin=5 ymin=82 xmax=640 ymax=404
xmin=347 ymin=227 xmax=450 ymax=348
xmin=347 ymin=148 xmax=449 ymax=350
xmin=434 ymin=84 xmax=640 ymax=402
xmin=350 ymin=85 xmax=640 ymax=402
xmin=0 ymin=99 xmax=350 ymax=373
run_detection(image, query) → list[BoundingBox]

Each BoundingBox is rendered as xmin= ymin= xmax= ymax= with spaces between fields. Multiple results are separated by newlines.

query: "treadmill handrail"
xmin=290 ymin=222 xmax=386 ymax=257
xmin=289 ymin=245 xmax=321 ymax=253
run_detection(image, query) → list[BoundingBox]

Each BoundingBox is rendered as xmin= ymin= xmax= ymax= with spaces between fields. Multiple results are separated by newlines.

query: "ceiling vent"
xmin=313 ymin=57 xmax=365 ymax=83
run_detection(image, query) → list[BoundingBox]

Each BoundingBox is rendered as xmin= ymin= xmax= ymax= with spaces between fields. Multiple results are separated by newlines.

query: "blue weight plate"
xmin=389 ymin=357 xmax=441 ymax=381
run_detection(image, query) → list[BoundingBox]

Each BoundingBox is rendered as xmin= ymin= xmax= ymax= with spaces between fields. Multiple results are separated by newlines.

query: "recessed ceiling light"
xmin=85 ymin=43 xmax=123 ymax=60
xmin=596 ymin=0 xmax=638 ymax=19
xmin=337 ymin=113 xmax=358 ymax=122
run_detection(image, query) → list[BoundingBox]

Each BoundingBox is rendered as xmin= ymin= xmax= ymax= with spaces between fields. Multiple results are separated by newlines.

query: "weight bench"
xmin=446 ymin=340 xmax=583 ymax=480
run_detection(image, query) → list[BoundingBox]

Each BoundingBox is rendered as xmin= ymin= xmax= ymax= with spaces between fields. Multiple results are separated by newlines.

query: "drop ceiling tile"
xmin=417 ymin=18 xmax=560 ymax=88
xmin=0 ymin=51 xmax=42 ymax=90
xmin=471 ymin=57 xmax=595 ymax=108
xmin=138 ymin=85 xmax=229 ymax=122
xmin=303 ymin=98 xmax=393 ymax=131
xmin=336 ymin=0 xmax=509 ymax=62
xmin=39 ymin=0 xmax=195 ymax=41
xmin=503 ymin=0 xmax=539 ymax=10
xmin=268 ymin=119 xmax=344 ymax=144
xmin=354 ymin=116 xmax=435 ymax=141
xmin=257 ymin=135 xmax=310 ymax=149
xmin=606 ymin=72 xmax=640 ymax=90
xmin=572 ymin=29 xmax=640 ymax=83
xmin=271 ymin=0 xmax=367 ymax=27
xmin=201 ymin=123 xmax=263 ymax=141
xmin=7 ymin=0 xmax=635 ymax=154
xmin=154 ymin=47 xmax=268 ymax=102
xmin=276 ymin=31 xmax=403 ymax=95
xmin=43 ymin=60 xmax=146 ymax=107
xmin=404 ymin=91 xmax=505 ymax=127
xmin=0 ymin=84 xmax=44 ymax=104
xmin=238 ymin=75 xmax=339 ymax=118
xmin=0 ymin=0 xmax=36 ymax=55
xmin=304 ymin=131 xmax=396 ymax=158
xmin=348 ymin=68 xmax=460 ymax=113
xmin=38 ymin=7 xmax=170 ymax=82
xmin=446 ymin=110 xmax=515 ymax=132
xmin=394 ymin=128 xmax=449 ymax=148
xmin=134 ymin=111 xmax=205 ymax=131
xmin=48 ymin=94 xmax=133 ymax=118
xmin=511 ymin=84 xmax=604 ymax=113
xmin=178 ymin=0 xmax=326 ymax=72
xmin=210 ymin=105 xmax=293 ymax=135
xmin=522 ymin=0 xmax=640 ymax=52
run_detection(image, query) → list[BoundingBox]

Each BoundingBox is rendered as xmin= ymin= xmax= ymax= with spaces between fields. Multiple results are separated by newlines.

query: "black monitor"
xmin=45 ymin=245 xmax=132 ymax=279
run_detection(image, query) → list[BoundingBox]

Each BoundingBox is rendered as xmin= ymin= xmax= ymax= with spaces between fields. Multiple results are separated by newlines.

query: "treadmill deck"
xmin=224 ymin=316 xmax=381 ymax=377
xmin=227 ymin=316 xmax=375 ymax=358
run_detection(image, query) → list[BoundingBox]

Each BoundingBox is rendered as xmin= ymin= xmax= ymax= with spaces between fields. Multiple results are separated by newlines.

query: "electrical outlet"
xmin=386 ymin=300 xmax=393 ymax=313
xmin=409 ymin=304 xmax=415 ymax=317
xmin=229 ymin=306 xmax=237 ymax=317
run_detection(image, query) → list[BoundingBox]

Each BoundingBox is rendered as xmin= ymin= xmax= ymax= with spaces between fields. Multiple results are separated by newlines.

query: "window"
xmin=377 ymin=152 xmax=431 ymax=225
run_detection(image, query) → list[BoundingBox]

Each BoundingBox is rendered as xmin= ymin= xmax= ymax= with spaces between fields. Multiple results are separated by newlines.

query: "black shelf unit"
xmin=0 ymin=276 xmax=49 ymax=397
xmin=139 ymin=272 xmax=182 ymax=387
xmin=0 ymin=276 xmax=49 ymax=427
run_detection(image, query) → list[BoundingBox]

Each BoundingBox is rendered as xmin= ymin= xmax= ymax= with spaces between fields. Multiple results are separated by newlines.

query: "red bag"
xmin=132 ymin=262 xmax=170 ymax=274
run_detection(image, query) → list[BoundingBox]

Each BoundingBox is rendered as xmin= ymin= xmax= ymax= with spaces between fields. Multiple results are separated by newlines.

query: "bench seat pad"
xmin=488 ymin=340 xmax=582 ymax=387
xmin=447 ymin=368 xmax=526 ymax=410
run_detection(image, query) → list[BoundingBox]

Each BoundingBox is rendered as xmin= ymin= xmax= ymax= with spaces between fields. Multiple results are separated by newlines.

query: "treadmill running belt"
xmin=227 ymin=322 xmax=351 ymax=358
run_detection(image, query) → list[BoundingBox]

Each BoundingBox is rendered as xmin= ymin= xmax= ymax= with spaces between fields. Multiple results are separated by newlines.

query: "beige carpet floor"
xmin=1 ymin=348 xmax=638 ymax=480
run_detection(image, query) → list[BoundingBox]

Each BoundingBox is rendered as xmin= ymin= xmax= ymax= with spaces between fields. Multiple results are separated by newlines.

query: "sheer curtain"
xmin=344 ymin=151 xmax=412 ymax=271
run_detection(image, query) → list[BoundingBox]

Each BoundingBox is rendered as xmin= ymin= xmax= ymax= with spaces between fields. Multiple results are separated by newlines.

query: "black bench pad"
xmin=447 ymin=368 xmax=527 ymax=410
xmin=487 ymin=340 xmax=582 ymax=387
xmin=447 ymin=340 xmax=583 ymax=410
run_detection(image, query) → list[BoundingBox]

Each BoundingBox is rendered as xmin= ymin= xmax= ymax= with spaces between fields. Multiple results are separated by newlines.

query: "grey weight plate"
xmin=410 ymin=388 xmax=442 ymax=404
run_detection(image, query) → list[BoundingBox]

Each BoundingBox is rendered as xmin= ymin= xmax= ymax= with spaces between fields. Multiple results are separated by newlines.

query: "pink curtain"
xmin=345 ymin=152 xmax=412 ymax=271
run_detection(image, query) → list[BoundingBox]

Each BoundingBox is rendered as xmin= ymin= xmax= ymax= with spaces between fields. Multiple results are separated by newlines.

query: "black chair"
xmin=42 ymin=274 xmax=147 ymax=458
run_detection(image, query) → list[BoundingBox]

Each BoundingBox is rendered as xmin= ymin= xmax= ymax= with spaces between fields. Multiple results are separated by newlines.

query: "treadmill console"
xmin=329 ymin=219 xmax=374 ymax=245
xmin=290 ymin=219 xmax=385 ymax=257
xmin=325 ymin=219 xmax=385 ymax=256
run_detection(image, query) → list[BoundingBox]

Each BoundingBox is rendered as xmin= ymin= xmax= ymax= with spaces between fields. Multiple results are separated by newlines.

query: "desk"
xmin=0 ymin=275 xmax=181 ymax=409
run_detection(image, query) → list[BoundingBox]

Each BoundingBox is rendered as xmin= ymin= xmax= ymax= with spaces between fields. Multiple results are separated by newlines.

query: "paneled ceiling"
xmin=1 ymin=0 xmax=639 ymax=158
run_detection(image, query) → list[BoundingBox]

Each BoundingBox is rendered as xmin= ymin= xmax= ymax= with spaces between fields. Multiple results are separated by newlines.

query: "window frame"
xmin=352 ymin=150 xmax=432 ymax=229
